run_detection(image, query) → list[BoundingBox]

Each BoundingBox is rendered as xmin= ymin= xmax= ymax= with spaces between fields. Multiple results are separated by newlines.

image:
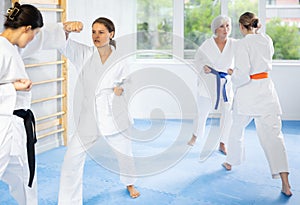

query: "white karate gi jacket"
xmin=61 ymin=39 xmax=131 ymax=139
xmin=0 ymin=23 xmax=66 ymax=159
xmin=231 ymin=33 xmax=282 ymax=115
xmin=194 ymin=37 xmax=236 ymax=106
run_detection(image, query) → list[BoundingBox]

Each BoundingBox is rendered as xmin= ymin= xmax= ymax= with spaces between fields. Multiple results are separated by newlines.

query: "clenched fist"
xmin=14 ymin=79 xmax=32 ymax=91
xmin=63 ymin=21 xmax=83 ymax=33
xmin=113 ymin=86 xmax=124 ymax=96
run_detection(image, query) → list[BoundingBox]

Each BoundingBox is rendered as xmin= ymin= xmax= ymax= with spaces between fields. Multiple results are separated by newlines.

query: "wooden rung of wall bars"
xmin=31 ymin=94 xmax=65 ymax=104
xmin=37 ymin=128 xmax=65 ymax=139
xmin=33 ymin=77 xmax=65 ymax=86
xmin=36 ymin=111 xmax=65 ymax=122
xmin=14 ymin=0 xmax=59 ymax=5
xmin=38 ymin=8 xmax=64 ymax=12
xmin=25 ymin=60 xmax=65 ymax=68
xmin=36 ymin=118 xmax=62 ymax=132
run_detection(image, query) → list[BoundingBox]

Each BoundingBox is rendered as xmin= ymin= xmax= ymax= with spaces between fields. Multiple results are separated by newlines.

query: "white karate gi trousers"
xmin=192 ymin=95 xmax=232 ymax=145
xmin=58 ymin=131 xmax=136 ymax=205
xmin=0 ymin=115 xmax=37 ymax=205
xmin=226 ymin=113 xmax=289 ymax=179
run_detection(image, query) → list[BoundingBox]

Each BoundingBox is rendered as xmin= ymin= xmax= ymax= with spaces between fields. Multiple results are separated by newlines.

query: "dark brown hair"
xmin=4 ymin=2 xmax=43 ymax=29
xmin=92 ymin=17 xmax=116 ymax=49
xmin=239 ymin=12 xmax=259 ymax=31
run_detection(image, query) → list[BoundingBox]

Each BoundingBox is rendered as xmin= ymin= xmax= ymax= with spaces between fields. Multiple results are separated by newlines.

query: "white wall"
xmin=66 ymin=0 xmax=136 ymax=45
xmin=128 ymin=61 xmax=300 ymax=121
xmin=0 ymin=0 xmax=10 ymax=32
xmin=271 ymin=62 xmax=300 ymax=120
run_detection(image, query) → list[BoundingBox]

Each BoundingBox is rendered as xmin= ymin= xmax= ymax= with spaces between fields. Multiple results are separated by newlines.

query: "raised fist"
xmin=63 ymin=21 xmax=83 ymax=33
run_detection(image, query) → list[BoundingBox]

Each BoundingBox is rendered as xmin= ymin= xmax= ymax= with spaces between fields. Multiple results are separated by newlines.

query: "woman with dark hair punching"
xmin=58 ymin=17 xmax=140 ymax=205
xmin=223 ymin=12 xmax=292 ymax=197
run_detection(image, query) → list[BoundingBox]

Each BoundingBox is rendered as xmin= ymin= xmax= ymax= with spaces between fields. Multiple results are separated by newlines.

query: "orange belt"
xmin=250 ymin=72 xmax=268 ymax=80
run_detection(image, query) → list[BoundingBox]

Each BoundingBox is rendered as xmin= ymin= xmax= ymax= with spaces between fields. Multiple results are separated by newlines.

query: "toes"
xmin=281 ymin=190 xmax=292 ymax=197
xmin=130 ymin=190 xmax=140 ymax=198
xmin=281 ymin=185 xmax=292 ymax=197
xmin=187 ymin=141 xmax=195 ymax=146
xmin=222 ymin=162 xmax=232 ymax=171
xmin=127 ymin=185 xmax=140 ymax=198
xmin=131 ymin=191 xmax=140 ymax=198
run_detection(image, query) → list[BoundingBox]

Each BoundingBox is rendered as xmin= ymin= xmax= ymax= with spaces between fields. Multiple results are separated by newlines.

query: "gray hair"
xmin=211 ymin=15 xmax=231 ymax=36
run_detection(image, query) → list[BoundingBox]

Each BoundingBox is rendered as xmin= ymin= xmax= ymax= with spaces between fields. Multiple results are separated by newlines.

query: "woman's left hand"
xmin=113 ymin=86 xmax=124 ymax=96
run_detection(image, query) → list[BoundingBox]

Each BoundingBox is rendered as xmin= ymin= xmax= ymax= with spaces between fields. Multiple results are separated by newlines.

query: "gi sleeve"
xmin=0 ymin=83 xmax=16 ymax=115
xmin=20 ymin=23 xmax=67 ymax=58
xmin=59 ymin=38 xmax=93 ymax=69
xmin=194 ymin=48 xmax=212 ymax=76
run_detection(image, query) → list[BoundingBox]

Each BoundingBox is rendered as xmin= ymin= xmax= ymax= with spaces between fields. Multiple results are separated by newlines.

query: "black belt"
xmin=13 ymin=109 xmax=37 ymax=188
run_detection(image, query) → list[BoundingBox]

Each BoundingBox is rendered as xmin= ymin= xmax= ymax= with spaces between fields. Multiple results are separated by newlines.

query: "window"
xmin=228 ymin=0 xmax=258 ymax=39
xmin=266 ymin=0 xmax=300 ymax=60
xmin=137 ymin=0 xmax=173 ymax=59
xmin=136 ymin=0 xmax=300 ymax=60
xmin=184 ymin=0 xmax=220 ymax=59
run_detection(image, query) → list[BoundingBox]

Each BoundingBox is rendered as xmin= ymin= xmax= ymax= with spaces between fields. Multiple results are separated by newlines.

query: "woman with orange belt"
xmin=222 ymin=12 xmax=292 ymax=197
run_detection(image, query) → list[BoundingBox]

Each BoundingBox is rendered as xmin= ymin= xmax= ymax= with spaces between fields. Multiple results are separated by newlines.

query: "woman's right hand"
xmin=203 ymin=65 xmax=211 ymax=74
xmin=14 ymin=79 xmax=32 ymax=91
xmin=63 ymin=21 xmax=83 ymax=33
xmin=113 ymin=86 xmax=124 ymax=96
xmin=227 ymin=68 xmax=233 ymax=75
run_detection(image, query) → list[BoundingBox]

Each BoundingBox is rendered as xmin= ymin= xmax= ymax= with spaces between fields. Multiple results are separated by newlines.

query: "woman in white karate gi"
xmin=0 ymin=3 xmax=43 ymax=205
xmin=222 ymin=12 xmax=292 ymax=197
xmin=188 ymin=15 xmax=236 ymax=155
xmin=0 ymin=2 xmax=65 ymax=204
xmin=58 ymin=17 xmax=139 ymax=205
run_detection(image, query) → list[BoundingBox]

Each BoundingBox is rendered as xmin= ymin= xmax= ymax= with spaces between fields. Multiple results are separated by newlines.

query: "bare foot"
xmin=187 ymin=135 xmax=197 ymax=146
xmin=219 ymin=142 xmax=227 ymax=155
xmin=222 ymin=162 xmax=232 ymax=171
xmin=281 ymin=185 xmax=292 ymax=197
xmin=280 ymin=172 xmax=292 ymax=197
xmin=127 ymin=185 xmax=140 ymax=198
xmin=281 ymin=184 xmax=293 ymax=197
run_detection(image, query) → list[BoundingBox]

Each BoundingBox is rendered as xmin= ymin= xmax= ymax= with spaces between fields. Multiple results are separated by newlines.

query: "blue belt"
xmin=208 ymin=66 xmax=228 ymax=110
